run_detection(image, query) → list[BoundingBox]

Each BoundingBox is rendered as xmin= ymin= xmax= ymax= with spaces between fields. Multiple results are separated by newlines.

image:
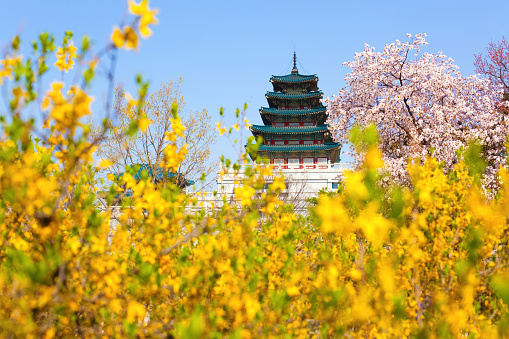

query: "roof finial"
xmin=291 ymin=51 xmax=298 ymax=74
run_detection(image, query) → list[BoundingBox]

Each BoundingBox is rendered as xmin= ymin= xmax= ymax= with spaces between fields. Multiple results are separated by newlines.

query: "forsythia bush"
xmin=1 ymin=2 xmax=509 ymax=338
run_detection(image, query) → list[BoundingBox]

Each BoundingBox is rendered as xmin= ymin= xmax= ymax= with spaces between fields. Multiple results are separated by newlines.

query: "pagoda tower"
xmin=250 ymin=53 xmax=341 ymax=168
xmin=209 ymin=54 xmax=351 ymax=212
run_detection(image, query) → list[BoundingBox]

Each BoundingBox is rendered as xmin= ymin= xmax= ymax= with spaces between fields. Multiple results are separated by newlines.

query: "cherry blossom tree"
xmin=325 ymin=34 xmax=508 ymax=191
xmin=474 ymin=36 xmax=509 ymax=93
xmin=474 ymin=37 xmax=509 ymax=119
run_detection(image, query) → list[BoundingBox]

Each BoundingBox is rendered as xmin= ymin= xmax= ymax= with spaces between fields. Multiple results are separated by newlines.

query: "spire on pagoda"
xmin=291 ymin=52 xmax=298 ymax=74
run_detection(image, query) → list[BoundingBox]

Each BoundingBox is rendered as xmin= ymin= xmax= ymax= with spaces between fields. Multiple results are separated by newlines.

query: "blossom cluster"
xmin=325 ymin=34 xmax=508 ymax=192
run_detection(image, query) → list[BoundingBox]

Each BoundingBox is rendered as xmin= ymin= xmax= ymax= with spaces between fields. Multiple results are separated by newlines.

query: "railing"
xmin=221 ymin=162 xmax=354 ymax=172
xmin=272 ymin=163 xmax=353 ymax=171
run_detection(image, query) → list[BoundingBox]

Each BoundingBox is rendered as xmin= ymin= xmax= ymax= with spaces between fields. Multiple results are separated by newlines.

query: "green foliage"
xmin=463 ymin=141 xmax=488 ymax=185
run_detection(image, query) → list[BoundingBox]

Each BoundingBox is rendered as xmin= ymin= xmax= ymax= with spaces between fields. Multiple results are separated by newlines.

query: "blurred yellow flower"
xmin=234 ymin=185 xmax=255 ymax=207
xmin=316 ymin=196 xmax=351 ymax=234
xmin=111 ymin=26 xmax=138 ymax=50
xmin=0 ymin=54 xmax=22 ymax=85
xmin=129 ymin=0 xmax=159 ymax=38
xmin=170 ymin=117 xmax=186 ymax=137
xmin=54 ymin=42 xmax=77 ymax=72
xmin=139 ymin=116 xmax=151 ymax=132
xmin=126 ymin=300 xmax=146 ymax=323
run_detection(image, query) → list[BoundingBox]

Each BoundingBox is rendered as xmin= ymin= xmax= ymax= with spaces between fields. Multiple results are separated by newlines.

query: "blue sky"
xmin=2 ymin=0 xmax=509 ymax=164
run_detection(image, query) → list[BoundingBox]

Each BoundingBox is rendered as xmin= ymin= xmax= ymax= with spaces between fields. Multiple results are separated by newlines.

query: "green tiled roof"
xmin=258 ymin=143 xmax=341 ymax=152
xmin=259 ymin=107 xmax=326 ymax=115
xmin=250 ymin=125 xmax=329 ymax=135
xmin=117 ymin=164 xmax=194 ymax=186
xmin=265 ymin=91 xmax=323 ymax=100
xmin=270 ymin=73 xmax=318 ymax=83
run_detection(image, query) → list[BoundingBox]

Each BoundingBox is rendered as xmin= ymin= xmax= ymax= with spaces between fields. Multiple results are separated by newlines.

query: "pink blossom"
xmin=325 ymin=34 xmax=508 ymax=192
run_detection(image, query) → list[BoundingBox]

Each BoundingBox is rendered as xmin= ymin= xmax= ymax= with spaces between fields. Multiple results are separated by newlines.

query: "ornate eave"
xmin=270 ymin=73 xmax=318 ymax=84
xmin=259 ymin=107 xmax=326 ymax=116
xmin=259 ymin=106 xmax=327 ymax=125
xmin=250 ymin=125 xmax=329 ymax=135
xmin=265 ymin=91 xmax=323 ymax=100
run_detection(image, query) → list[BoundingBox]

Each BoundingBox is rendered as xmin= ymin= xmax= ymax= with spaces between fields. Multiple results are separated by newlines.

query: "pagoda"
xmin=249 ymin=53 xmax=341 ymax=168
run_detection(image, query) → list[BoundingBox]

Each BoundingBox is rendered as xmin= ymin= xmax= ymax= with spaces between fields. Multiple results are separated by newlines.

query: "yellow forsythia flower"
xmin=269 ymin=176 xmax=286 ymax=191
xmin=234 ymin=184 xmax=255 ymax=207
xmin=170 ymin=117 xmax=186 ymax=137
xmin=126 ymin=300 xmax=146 ymax=323
xmin=129 ymin=0 xmax=159 ymax=38
xmin=349 ymin=268 xmax=363 ymax=281
xmin=162 ymin=144 xmax=188 ymax=172
xmin=111 ymin=26 xmax=138 ymax=50
xmin=165 ymin=131 xmax=177 ymax=142
xmin=216 ymin=122 xmax=227 ymax=136
xmin=109 ymin=299 xmax=123 ymax=314
xmin=344 ymin=171 xmax=369 ymax=201
xmin=98 ymin=159 xmax=113 ymax=168
xmin=0 ymin=54 xmax=22 ymax=85
xmin=243 ymin=293 xmax=261 ymax=320
xmin=43 ymin=82 xmax=93 ymax=132
xmin=365 ymin=147 xmax=384 ymax=169
xmin=286 ymin=286 xmax=300 ymax=296
xmin=356 ymin=203 xmax=392 ymax=246
xmin=315 ymin=196 xmax=351 ymax=234
xmin=54 ymin=42 xmax=77 ymax=72
xmin=139 ymin=116 xmax=150 ymax=132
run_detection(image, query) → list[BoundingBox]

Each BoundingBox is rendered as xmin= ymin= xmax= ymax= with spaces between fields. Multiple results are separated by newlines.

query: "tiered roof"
xmin=259 ymin=107 xmax=326 ymax=116
xmin=249 ymin=53 xmax=341 ymax=163
xmin=265 ymin=91 xmax=323 ymax=100
xmin=251 ymin=125 xmax=329 ymax=135
xmin=259 ymin=107 xmax=328 ymax=125
xmin=270 ymin=73 xmax=318 ymax=83
xmin=119 ymin=164 xmax=194 ymax=186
